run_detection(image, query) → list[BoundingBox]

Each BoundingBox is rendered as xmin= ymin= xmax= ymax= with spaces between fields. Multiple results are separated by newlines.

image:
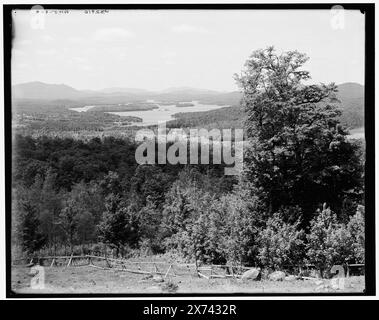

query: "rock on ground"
xmin=152 ymin=275 xmax=164 ymax=283
xmin=269 ymin=271 xmax=286 ymax=281
xmin=241 ymin=268 xmax=260 ymax=281
xmin=314 ymin=280 xmax=324 ymax=286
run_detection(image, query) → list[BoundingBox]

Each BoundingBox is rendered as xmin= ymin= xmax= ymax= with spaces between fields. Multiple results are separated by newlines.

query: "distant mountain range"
xmin=12 ymin=81 xmax=364 ymax=128
xmin=12 ymin=81 xmax=234 ymax=101
xmin=12 ymin=81 xmax=85 ymax=100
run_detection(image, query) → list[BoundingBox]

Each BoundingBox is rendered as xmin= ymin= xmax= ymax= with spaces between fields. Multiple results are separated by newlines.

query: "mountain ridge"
xmin=12 ymin=81 xmax=231 ymax=100
xmin=12 ymin=81 xmax=364 ymax=100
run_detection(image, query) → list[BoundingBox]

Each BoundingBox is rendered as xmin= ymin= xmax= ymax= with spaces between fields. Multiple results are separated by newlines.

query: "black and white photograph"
xmin=3 ymin=3 xmax=374 ymax=298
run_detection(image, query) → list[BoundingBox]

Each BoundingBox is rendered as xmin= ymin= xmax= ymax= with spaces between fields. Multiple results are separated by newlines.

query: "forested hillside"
xmin=337 ymin=82 xmax=364 ymax=128
xmin=166 ymin=83 xmax=364 ymax=130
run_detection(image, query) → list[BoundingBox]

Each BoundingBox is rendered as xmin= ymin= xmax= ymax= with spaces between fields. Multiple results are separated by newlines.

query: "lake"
xmin=108 ymin=101 xmax=227 ymax=126
xmin=348 ymin=127 xmax=364 ymax=140
xmin=69 ymin=105 xmax=96 ymax=112
xmin=69 ymin=101 xmax=227 ymax=126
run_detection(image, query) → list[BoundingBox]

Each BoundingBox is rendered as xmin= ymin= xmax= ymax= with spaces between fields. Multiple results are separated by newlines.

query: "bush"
xmin=306 ymin=207 xmax=355 ymax=277
xmin=258 ymin=212 xmax=305 ymax=270
xmin=347 ymin=205 xmax=365 ymax=263
xmin=90 ymin=243 xmax=104 ymax=256
xmin=220 ymin=181 xmax=266 ymax=266
xmin=19 ymin=201 xmax=46 ymax=254
xmin=162 ymin=182 xmax=215 ymax=262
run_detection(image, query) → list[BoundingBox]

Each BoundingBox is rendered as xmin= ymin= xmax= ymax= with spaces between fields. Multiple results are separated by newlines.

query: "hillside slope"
xmin=336 ymin=82 xmax=364 ymax=128
xmin=12 ymin=81 xmax=86 ymax=100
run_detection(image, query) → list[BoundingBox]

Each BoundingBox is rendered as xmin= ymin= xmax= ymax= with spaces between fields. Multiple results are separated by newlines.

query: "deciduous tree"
xmin=235 ymin=46 xmax=362 ymax=220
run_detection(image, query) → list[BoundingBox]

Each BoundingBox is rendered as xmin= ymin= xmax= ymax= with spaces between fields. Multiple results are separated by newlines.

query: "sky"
xmin=11 ymin=9 xmax=365 ymax=91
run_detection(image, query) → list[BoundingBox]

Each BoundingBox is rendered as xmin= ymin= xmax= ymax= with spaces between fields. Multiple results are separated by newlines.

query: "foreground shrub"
xmin=258 ymin=212 xmax=305 ymax=270
xmin=347 ymin=205 xmax=365 ymax=263
xmin=162 ymin=181 xmax=215 ymax=262
xmin=221 ymin=181 xmax=266 ymax=266
xmin=306 ymin=207 xmax=355 ymax=277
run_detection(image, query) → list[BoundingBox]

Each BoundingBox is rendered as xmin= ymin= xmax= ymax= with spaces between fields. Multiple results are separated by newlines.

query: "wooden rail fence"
xmin=12 ymin=255 xmax=364 ymax=279
xmin=12 ymin=255 xmax=256 ymax=279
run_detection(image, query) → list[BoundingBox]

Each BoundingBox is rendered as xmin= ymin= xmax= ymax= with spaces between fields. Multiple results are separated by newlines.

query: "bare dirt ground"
xmin=12 ymin=265 xmax=365 ymax=294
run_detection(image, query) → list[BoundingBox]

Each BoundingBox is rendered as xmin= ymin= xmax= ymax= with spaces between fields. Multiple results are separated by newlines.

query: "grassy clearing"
xmin=12 ymin=265 xmax=365 ymax=294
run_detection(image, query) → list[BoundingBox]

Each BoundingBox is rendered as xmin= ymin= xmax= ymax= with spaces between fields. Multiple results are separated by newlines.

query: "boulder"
xmin=315 ymin=282 xmax=335 ymax=292
xmin=315 ymin=284 xmax=327 ymax=292
xmin=284 ymin=275 xmax=297 ymax=281
xmin=314 ymin=280 xmax=324 ymax=286
xmin=241 ymin=268 xmax=260 ymax=281
xmin=152 ymin=275 xmax=164 ymax=283
xmin=269 ymin=271 xmax=286 ymax=281
xmin=141 ymin=274 xmax=153 ymax=280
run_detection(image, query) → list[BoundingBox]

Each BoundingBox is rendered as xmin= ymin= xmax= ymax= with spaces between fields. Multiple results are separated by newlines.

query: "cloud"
xmin=162 ymin=51 xmax=177 ymax=59
xmin=164 ymin=60 xmax=176 ymax=65
xmin=171 ymin=24 xmax=209 ymax=34
xmin=103 ymin=47 xmax=128 ymax=60
xmin=71 ymin=56 xmax=88 ymax=64
xmin=80 ymin=65 xmax=93 ymax=71
xmin=17 ymin=39 xmax=32 ymax=46
xmin=161 ymin=51 xmax=177 ymax=65
xmin=35 ymin=48 xmax=57 ymax=56
xmin=13 ymin=62 xmax=30 ymax=69
xmin=66 ymin=56 xmax=94 ymax=72
xmin=67 ymin=36 xmax=82 ymax=44
xmin=12 ymin=49 xmax=25 ymax=57
xmin=92 ymin=27 xmax=135 ymax=42
xmin=41 ymin=34 xmax=54 ymax=42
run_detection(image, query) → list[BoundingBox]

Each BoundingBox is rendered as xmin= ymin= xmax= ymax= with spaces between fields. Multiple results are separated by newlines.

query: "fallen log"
xmin=299 ymin=276 xmax=319 ymax=281
xmin=197 ymin=272 xmax=210 ymax=280
xmin=88 ymin=263 xmax=166 ymax=275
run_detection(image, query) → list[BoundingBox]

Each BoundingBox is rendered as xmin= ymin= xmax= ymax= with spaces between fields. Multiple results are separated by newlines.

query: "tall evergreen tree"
xmin=20 ymin=201 xmax=45 ymax=254
xmin=98 ymin=194 xmax=139 ymax=257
